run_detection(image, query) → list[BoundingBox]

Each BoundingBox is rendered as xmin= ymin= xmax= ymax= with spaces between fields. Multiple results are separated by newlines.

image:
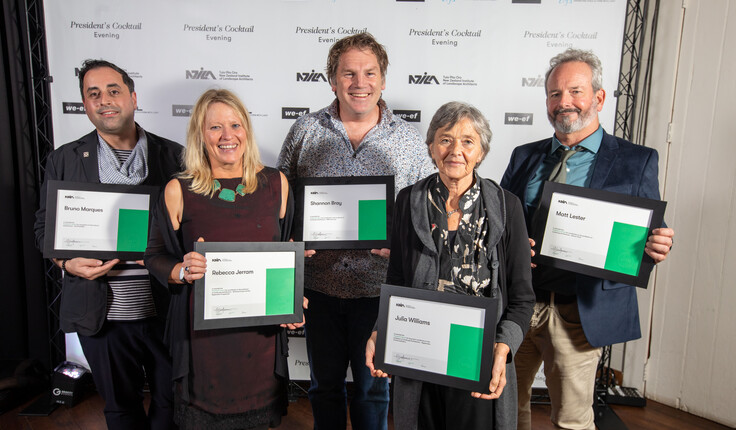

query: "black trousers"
xmin=78 ymin=318 xmax=175 ymax=430
xmin=418 ymin=382 xmax=495 ymax=430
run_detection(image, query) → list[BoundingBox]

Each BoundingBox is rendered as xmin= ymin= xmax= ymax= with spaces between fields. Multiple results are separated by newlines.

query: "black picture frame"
xmin=531 ymin=181 xmax=667 ymax=288
xmin=193 ymin=241 xmax=304 ymax=331
xmin=294 ymin=176 xmax=394 ymax=250
xmin=42 ymin=180 xmax=158 ymax=260
xmin=374 ymin=284 xmax=499 ymax=392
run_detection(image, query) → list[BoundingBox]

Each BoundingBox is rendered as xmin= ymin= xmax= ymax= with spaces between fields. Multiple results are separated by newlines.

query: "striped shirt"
xmin=100 ymin=138 xmax=156 ymax=320
xmin=106 ymin=262 xmax=156 ymax=320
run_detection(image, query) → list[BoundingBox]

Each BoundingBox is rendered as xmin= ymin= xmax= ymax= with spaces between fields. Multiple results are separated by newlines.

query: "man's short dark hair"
xmin=78 ymin=59 xmax=135 ymax=99
xmin=326 ymin=32 xmax=389 ymax=86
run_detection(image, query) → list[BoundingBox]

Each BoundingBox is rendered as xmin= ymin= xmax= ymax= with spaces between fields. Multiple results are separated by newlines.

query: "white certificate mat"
xmin=193 ymin=241 xmax=304 ymax=330
xmin=533 ymin=182 xmax=666 ymax=287
xmin=43 ymin=181 xmax=157 ymax=259
xmin=374 ymin=285 xmax=498 ymax=392
xmin=295 ymin=176 xmax=394 ymax=249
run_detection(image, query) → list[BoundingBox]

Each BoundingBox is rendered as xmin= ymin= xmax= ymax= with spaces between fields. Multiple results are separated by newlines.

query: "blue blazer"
xmin=500 ymin=130 xmax=662 ymax=347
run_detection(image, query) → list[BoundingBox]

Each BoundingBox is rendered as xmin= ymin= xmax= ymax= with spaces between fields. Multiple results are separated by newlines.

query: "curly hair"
xmin=326 ymin=32 xmax=389 ymax=85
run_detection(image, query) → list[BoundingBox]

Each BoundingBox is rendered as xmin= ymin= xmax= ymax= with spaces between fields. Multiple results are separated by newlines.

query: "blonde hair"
xmin=180 ymin=89 xmax=263 ymax=196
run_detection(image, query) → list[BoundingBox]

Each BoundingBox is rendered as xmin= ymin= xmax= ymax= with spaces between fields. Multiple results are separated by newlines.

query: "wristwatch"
xmin=179 ymin=266 xmax=186 ymax=282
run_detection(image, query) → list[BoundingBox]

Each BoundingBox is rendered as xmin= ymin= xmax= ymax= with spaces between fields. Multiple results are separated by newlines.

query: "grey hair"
xmin=544 ymin=48 xmax=603 ymax=92
xmin=425 ymin=101 xmax=492 ymax=166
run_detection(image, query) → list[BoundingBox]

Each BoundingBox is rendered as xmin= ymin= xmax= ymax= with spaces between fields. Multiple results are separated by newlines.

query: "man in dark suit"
xmin=34 ymin=59 xmax=181 ymax=430
xmin=500 ymin=49 xmax=674 ymax=430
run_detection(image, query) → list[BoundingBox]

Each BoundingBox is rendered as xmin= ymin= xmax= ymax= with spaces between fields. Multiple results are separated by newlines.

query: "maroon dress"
xmin=176 ymin=168 xmax=286 ymax=429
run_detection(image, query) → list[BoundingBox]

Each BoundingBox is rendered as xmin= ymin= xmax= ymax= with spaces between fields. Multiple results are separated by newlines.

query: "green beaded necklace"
xmin=213 ymin=179 xmax=246 ymax=202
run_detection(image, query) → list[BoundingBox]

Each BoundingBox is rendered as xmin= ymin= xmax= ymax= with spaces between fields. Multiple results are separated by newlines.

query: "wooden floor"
xmin=1 ymin=389 xmax=731 ymax=430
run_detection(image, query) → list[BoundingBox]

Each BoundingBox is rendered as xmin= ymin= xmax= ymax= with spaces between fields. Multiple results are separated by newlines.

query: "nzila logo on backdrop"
xmin=186 ymin=68 xmax=216 ymax=80
xmin=522 ymin=75 xmax=545 ymax=87
xmin=408 ymin=73 xmax=439 ymax=85
xmin=297 ymin=70 xmax=327 ymax=82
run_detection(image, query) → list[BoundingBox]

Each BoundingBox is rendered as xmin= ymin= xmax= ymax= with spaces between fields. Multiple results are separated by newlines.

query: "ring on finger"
xmin=185 ymin=266 xmax=190 ymax=272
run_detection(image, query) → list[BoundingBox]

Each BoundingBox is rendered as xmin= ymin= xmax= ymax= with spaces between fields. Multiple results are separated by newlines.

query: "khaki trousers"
xmin=515 ymin=294 xmax=602 ymax=430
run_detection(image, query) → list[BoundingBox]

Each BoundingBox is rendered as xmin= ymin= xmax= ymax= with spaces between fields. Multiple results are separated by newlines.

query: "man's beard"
xmin=548 ymin=100 xmax=598 ymax=134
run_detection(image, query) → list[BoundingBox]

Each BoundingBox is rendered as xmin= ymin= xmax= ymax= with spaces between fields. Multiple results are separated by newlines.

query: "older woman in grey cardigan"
xmin=366 ymin=102 xmax=535 ymax=429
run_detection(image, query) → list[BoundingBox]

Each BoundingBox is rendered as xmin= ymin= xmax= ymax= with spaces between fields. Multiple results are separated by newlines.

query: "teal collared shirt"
xmin=524 ymin=126 xmax=603 ymax=213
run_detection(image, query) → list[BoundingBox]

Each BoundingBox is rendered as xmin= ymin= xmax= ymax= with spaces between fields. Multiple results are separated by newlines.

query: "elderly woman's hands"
xmin=470 ymin=342 xmax=510 ymax=400
xmin=365 ymin=331 xmax=391 ymax=378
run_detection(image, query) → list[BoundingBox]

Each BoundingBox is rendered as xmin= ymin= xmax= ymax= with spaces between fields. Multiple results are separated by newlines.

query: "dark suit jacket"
xmin=34 ymin=128 xmax=183 ymax=336
xmin=500 ymin=130 xmax=662 ymax=347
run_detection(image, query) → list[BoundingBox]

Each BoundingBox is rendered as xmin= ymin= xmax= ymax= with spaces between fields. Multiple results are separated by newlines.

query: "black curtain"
xmin=1 ymin=0 xmax=55 ymax=370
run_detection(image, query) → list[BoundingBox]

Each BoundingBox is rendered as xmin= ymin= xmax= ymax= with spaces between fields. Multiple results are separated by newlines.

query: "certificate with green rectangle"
xmin=296 ymin=176 xmax=394 ymax=250
xmin=265 ymin=268 xmax=296 ymax=315
xmin=446 ymin=324 xmax=484 ymax=381
xmin=193 ymin=242 xmax=304 ymax=330
xmin=374 ymin=285 xmax=498 ymax=392
xmin=116 ymin=209 xmax=149 ymax=252
xmin=358 ymin=200 xmax=387 ymax=240
xmin=43 ymin=181 xmax=157 ymax=260
xmin=533 ymin=182 xmax=666 ymax=288
xmin=604 ymin=222 xmax=649 ymax=276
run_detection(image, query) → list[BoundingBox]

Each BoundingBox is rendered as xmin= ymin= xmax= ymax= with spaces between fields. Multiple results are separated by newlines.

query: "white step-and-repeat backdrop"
xmin=44 ymin=0 xmax=627 ymax=384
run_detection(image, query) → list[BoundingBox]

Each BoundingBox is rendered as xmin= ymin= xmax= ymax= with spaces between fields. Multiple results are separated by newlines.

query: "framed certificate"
xmin=193 ymin=241 xmax=304 ymax=330
xmin=295 ymin=176 xmax=394 ymax=250
xmin=374 ymin=284 xmax=499 ymax=392
xmin=43 ymin=180 xmax=158 ymax=260
xmin=532 ymin=182 xmax=667 ymax=288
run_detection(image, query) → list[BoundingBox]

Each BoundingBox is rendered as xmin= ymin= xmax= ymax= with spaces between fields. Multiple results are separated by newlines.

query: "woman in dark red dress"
xmin=145 ymin=89 xmax=300 ymax=430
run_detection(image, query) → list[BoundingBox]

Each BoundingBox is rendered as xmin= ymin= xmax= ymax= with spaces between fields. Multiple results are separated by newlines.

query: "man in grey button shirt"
xmin=278 ymin=32 xmax=434 ymax=430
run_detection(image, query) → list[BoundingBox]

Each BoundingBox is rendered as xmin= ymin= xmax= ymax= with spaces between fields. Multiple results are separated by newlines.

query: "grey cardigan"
xmin=385 ymin=173 xmax=535 ymax=429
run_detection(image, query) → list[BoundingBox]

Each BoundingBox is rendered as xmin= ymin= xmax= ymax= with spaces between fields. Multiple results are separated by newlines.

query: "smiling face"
xmin=429 ymin=117 xmax=485 ymax=190
xmin=331 ymin=47 xmax=386 ymax=121
xmin=82 ymin=66 xmax=137 ymax=139
xmin=203 ymin=102 xmax=248 ymax=176
xmin=546 ymin=61 xmax=605 ymax=141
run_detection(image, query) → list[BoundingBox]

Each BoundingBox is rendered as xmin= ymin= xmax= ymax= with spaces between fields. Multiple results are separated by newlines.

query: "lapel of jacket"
xmin=410 ymin=176 xmax=438 ymax=255
xmin=524 ymin=141 xmax=548 ymax=186
xmin=142 ymin=130 xmax=162 ymax=186
xmin=588 ymin=130 xmax=619 ymax=190
xmin=76 ymin=130 xmax=101 ymax=182
xmin=514 ymin=139 xmax=549 ymax=216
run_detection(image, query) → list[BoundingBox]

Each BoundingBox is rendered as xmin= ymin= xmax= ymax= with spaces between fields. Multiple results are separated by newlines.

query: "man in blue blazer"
xmin=500 ymin=49 xmax=674 ymax=430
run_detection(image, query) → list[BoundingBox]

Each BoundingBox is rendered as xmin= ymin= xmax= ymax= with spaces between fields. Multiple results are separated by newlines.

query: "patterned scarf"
xmin=427 ymin=174 xmax=491 ymax=296
xmin=97 ymin=129 xmax=148 ymax=185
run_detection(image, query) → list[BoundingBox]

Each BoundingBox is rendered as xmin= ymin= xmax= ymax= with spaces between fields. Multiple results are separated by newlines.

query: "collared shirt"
xmin=524 ymin=126 xmax=603 ymax=214
xmin=278 ymin=99 xmax=436 ymax=298
xmin=525 ymin=126 xmax=603 ymax=297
